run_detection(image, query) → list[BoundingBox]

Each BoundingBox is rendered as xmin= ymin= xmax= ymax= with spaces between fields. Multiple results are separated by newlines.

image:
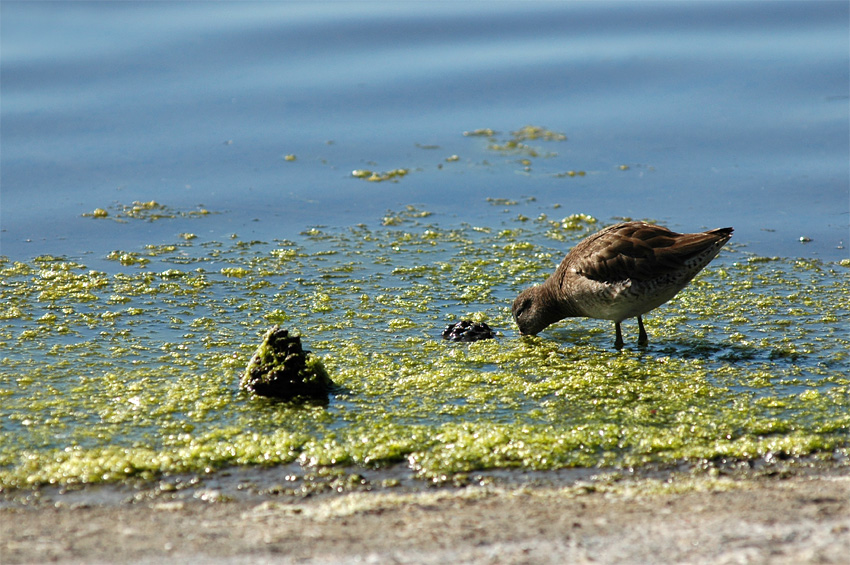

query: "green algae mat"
xmin=1 ymin=208 xmax=849 ymax=487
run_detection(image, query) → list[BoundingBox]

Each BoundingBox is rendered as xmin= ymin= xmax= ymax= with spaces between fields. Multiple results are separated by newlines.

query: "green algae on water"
xmin=485 ymin=125 xmax=566 ymax=158
xmin=82 ymin=200 xmax=211 ymax=222
xmin=351 ymin=168 xmax=410 ymax=182
xmin=1 ymin=208 xmax=849 ymax=488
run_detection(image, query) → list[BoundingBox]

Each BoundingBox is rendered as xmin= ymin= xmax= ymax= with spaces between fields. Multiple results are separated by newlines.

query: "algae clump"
xmin=240 ymin=326 xmax=333 ymax=401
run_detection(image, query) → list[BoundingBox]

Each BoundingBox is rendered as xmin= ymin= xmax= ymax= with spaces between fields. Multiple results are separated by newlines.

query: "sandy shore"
xmin=3 ymin=463 xmax=849 ymax=564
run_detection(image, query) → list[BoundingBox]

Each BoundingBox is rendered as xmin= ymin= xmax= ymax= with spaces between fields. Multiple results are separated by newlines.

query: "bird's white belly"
xmin=574 ymin=279 xmax=683 ymax=322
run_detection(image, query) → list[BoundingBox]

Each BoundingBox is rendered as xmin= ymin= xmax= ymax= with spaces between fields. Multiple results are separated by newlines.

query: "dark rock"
xmin=241 ymin=326 xmax=333 ymax=401
xmin=441 ymin=320 xmax=495 ymax=342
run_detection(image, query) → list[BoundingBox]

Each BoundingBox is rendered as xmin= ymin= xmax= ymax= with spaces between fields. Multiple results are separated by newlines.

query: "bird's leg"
xmin=614 ymin=322 xmax=624 ymax=350
xmin=637 ymin=315 xmax=648 ymax=347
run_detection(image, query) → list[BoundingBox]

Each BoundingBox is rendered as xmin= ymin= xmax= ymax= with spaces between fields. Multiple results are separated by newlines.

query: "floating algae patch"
xmin=82 ymin=200 xmax=212 ymax=222
xmin=1 ymin=209 xmax=849 ymax=487
xmin=351 ymin=168 xmax=410 ymax=182
xmin=471 ymin=125 xmax=567 ymax=158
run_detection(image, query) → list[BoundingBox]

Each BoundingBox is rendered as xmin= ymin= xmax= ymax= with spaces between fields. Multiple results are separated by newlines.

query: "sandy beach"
xmin=3 ymin=462 xmax=849 ymax=564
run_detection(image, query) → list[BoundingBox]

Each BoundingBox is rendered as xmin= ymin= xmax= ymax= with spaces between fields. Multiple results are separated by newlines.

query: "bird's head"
xmin=512 ymin=285 xmax=561 ymax=336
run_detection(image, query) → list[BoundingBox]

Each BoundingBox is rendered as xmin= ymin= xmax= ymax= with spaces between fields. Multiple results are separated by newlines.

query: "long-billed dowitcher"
xmin=512 ymin=221 xmax=733 ymax=348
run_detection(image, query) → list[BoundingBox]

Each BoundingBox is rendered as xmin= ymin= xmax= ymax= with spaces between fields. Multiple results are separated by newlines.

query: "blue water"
xmin=2 ymin=1 xmax=848 ymax=263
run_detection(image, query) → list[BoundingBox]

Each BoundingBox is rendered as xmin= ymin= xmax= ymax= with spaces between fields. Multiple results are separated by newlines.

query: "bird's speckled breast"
xmin=568 ymin=270 xmax=695 ymax=322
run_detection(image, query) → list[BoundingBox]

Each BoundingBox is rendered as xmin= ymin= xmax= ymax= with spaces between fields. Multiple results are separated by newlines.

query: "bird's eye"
xmin=514 ymin=299 xmax=531 ymax=320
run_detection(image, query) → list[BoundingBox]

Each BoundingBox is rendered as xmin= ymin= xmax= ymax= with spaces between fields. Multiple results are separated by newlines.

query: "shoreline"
xmin=3 ymin=461 xmax=849 ymax=564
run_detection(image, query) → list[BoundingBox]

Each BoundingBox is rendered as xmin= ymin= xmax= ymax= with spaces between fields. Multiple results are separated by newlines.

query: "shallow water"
xmin=2 ymin=1 xmax=848 ymax=262
xmin=1 ymin=210 xmax=848 ymax=486
xmin=1 ymin=2 xmax=848 ymax=487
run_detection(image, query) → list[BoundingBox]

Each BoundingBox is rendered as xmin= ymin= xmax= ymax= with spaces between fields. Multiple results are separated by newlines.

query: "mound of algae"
xmin=240 ymin=326 xmax=332 ymax=401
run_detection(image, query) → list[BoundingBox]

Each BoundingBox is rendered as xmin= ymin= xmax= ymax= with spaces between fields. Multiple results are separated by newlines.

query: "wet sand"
xmin=3 ymin=463 xmax=849 ymax=564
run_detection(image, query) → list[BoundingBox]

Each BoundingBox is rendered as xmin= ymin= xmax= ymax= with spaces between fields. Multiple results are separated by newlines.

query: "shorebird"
xmin=512 ymin=221 xmax=733 ymax=349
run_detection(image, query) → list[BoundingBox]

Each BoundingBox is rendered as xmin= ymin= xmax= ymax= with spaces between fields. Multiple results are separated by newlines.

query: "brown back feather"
xmin=565 ymin=222 xmax=732 ymax=284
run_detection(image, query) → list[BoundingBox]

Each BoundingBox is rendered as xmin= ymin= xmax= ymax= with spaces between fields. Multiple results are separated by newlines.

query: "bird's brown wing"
xmin=569 ymin=222 xmax=731 ymax=283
